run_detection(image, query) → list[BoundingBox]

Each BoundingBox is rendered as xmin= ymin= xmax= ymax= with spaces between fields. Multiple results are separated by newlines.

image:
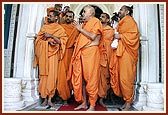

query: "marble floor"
xmin=19 ymin=92 xmax=138 ymax=112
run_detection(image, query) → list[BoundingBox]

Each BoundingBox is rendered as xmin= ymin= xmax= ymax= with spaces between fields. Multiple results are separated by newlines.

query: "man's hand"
xmin=48 ymin=40 xmax=57 ymax=46
xmin=42 ymin=33 xmax=52 ymax=40
xmin=113 ymin=33 xmax=121 ymax=39
xmin=72 ymin=20 xmax=83 ymax=31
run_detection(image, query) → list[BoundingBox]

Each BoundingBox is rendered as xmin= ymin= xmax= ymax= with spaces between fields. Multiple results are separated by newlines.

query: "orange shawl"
xmin=109 ymin=15 xmax=140 ymax=102
xmin=33 ymin=23 xmax=68 ymax=98
xmin=67 ymin=17 xmax=103 ymax=102
xmin=61 ymin=23 xmax=79 ymax=49
xmin=98 ymin=25 xmax=114 ymax=98
xmin=99 ymin=25 xmax=114 ymax=67
xmin=60 ymin=23 xmax=79 ymax=74
xmin=57 ymin=24 xmax=79 ymax=100
xmin=33 ymin=23 xmax=67 ymax=75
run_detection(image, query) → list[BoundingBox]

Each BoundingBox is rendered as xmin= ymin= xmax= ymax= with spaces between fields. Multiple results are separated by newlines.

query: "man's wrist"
xmin=79 ymin=28 xmax=83 ymax=33
xmin=51 ymin=35 xmax=54 ymax=39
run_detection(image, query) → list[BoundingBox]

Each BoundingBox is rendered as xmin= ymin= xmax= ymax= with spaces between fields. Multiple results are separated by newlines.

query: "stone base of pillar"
xmin=143 ymin=106 xmax=164 ymax=111
xmin=22 ymin=78 xmax=39 ymax=102
xmin=132 ymin=83 xmax=147 ymax=111
xmin=142 ymin=83 xmax=164 ymax=111
xmin=4 ymin=78 xmax=25 ymax=111
xmin=22 ymin=89 xmax=39 ymax=102
xmin=4 ymin=100 xmax=25 ymax=111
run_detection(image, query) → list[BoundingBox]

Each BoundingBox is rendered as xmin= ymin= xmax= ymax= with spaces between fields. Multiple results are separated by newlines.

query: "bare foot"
xmin=99 ymin=98 xmax=106 ymax=107
xmin=74 ymin=103 xmax=88 ymax=110
xmin=63 ymin=100 xmax=69 ymax=106
xmin=119 ymin=102 xmax=126 ymax=110
xmin=48 ymin=101 xmax=55 ymax=107
xmin=41 ymin=99 xmax=48 ymax=106
xmin=87 ymin=106 xmax=95 ymax=111
xmin=121 ymin=103 xmax=131 ymax=111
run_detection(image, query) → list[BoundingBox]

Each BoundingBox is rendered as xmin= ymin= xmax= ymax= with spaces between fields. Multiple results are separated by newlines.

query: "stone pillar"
xmin=4 ymin=78 xmax=25 ymax=111
xmin=159 ymin=4 xmax=165 ymax=83
xmin=22 ymin=4 xmax=41 ymax=102
xmin=132 ymin=4 xmax=148 ymax=111
xmin=143 ymin=83 xmax=164 ymax=111
xmin=133 ymin=37 xmax=148 ymax=111
xmin=13 ymin=4 xmax=42 ymax=104
xmin=22 ymin=37 xmax=39 ymax=102
xmin=133 ymin=4 xmax=163 ymax=111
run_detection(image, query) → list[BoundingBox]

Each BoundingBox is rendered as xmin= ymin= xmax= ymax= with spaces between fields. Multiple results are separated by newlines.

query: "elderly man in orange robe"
xmin=33 ymin=10 xmax=68 ymax=107
xmin=98 ymin=13 xmax=114 ymax=107
xmin=109 ymin=5 xmax=140 ymax=111
xmin=57 ymin=11 xmax=79 ymax=105
xmin=67 ymin=5 xmax=103 ymax=111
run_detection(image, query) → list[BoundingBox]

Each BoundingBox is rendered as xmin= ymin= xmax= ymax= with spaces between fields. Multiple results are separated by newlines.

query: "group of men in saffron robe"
xmin=33 ymin=4 xmax=140 ymax=111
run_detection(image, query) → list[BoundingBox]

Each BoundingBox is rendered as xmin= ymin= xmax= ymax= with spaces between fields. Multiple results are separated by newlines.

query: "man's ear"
xmin=126 ymin=10 xmax=130 ymax=15
xmin=55 ymin=16 xmax=59 ymax=21
xmin=106 ymin=18 xmax=110 ymax=23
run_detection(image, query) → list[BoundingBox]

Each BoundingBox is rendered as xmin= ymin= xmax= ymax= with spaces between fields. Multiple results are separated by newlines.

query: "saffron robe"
xmin=109 ymin=15 xmax=140 ymax=103
xmin=57 ymin=23 xmax=79 ymax=100
xmin=67 ymin=17 xmax=103 ymax=106
xmin=33 ymin=23 xmax=68 ymax=99
xmin=98 ymin=25 xmax=114 ymax=98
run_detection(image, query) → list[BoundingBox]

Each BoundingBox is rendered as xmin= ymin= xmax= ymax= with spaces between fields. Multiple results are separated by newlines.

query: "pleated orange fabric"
xmin=57 ymin=24 xmax=79 ymax=100
xmin=60 ymin=24 xmax=79 ymax=74
xmin=98 ymin=25 xmax=114 ymax=98
xmin=109 ymin=15 xmax=140 ymax=103
xmin=67 ymin=17 xmax=103 ymax=106
xmin=33 ymin=23 xmax=68 ymax=98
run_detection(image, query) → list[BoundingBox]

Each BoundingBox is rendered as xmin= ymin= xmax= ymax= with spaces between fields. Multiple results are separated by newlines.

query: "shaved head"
xmin=82 ymin=5 xmax=95 ymax=21
xmin=84 ymin=5 xmax=95 ymax=16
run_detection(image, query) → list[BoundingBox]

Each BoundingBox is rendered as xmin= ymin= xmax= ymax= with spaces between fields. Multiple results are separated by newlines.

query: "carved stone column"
xmin=132 ymin=4 xmax=149 ymax=110
xmin=13 ymin=4 xmax=40 ymax=104
xmin=22 ymin=36 xmax=39 ymax=102
xmin=133 ymin=38 xmax=148 ymax=111
xmin=133 ymin=4 xmax=162 ymax=111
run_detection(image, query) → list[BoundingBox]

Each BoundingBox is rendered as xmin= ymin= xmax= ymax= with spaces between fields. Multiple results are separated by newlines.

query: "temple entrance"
xmin=4 ymin=4 xmax=20 ymax=78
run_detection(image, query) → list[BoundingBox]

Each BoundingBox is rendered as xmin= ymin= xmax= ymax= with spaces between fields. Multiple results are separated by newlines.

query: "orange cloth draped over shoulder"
xmin=98 ymin=25 xmax=114 ymax=98
xmin=60 ymin=23 xmax=79 ymax=74
xmin=109 ymin=15 xmax=140 ymax=103
xmin=57 ymin=24 xmax=79 ymax=100
xmin=33 ymin=23 xmax=68 ymax=99
xmin=67 ymin=17 xmax=103 ymax=106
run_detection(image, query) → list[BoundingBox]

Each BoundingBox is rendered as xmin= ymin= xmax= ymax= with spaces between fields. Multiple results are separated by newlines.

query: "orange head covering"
xmin=47 ymin=7 xmax=55 ymax=15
